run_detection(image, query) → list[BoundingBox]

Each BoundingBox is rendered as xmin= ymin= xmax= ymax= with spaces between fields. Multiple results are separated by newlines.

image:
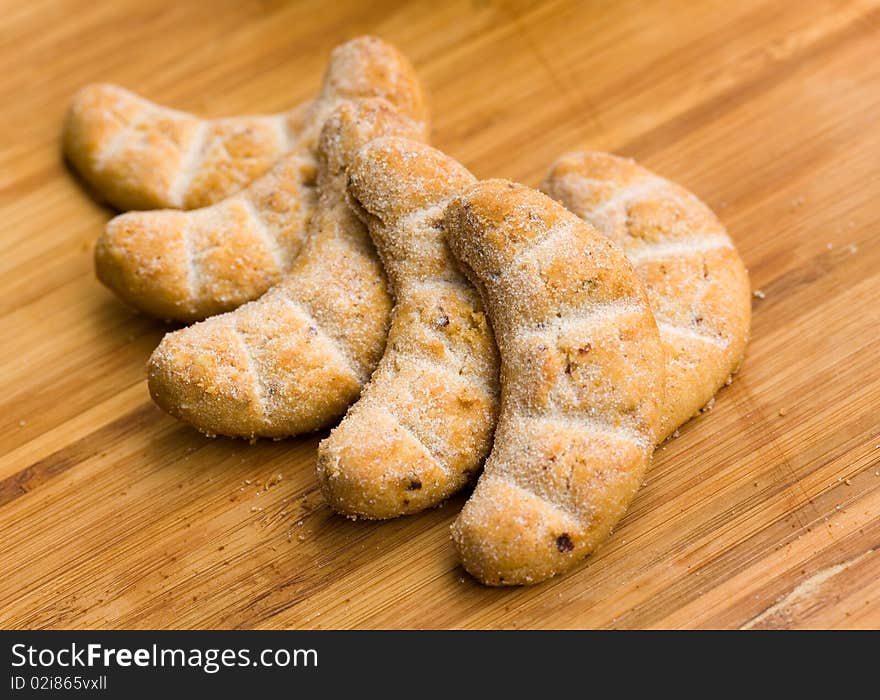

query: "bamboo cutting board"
xmin=1 ymin=0 xmax=879 ymax=630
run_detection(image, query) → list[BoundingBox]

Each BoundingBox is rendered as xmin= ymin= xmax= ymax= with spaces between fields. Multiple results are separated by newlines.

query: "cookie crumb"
xmin=752 ymin=289 xmax=766 ymax=299
xmin=778 ymin=408 xmax=787 ymax=416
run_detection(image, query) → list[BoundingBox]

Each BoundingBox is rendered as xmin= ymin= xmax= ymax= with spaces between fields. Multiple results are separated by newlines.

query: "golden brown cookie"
xmin=542 ymin=152 xmax=750 ymax=439
xmin=148 ymin=99 xmax=426 ymax=438
xmin=64 ymin=36 xmax=427 ymax=211
xmin=94 ymin=43 xmax=428 ymax=322
xmin=316 ymin=138 xmax=499 ymax=519
xmin=445 ymin=180 xmax=665 ymax=585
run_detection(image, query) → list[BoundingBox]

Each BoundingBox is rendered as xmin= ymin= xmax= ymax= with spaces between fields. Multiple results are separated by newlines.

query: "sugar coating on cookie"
xmin=148 ymin=99 xmax=427 ymax=438
xmin=316 ymin=138 xmax=500 ymax=520
xmin=445 ymin=180 xmax=665 ymax=585
xmin=64 ymin=36 xmax=428 ymax=211
xmin=542 ymin=151 xmax=750 ymax=439
xmin=93 ymin=39 xmax=428 ymax=322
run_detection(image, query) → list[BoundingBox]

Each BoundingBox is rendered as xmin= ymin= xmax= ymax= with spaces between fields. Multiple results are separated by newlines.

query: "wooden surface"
xmin=1 ymin=0 xmax=879 ymax=630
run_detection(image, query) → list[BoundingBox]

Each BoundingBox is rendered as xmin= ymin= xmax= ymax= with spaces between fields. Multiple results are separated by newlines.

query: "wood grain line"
xmin=0 ymin=403 xmax=158 ymax=508
xmin=619 ymin=4 xmax=880 ymax=160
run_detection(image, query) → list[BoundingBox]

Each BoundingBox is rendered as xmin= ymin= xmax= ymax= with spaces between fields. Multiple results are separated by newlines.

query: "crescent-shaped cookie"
xmin=94 ymin=45 xmax=428 ymax=322
xmin=147 ymin=99 xmax=426 ymax=437
xmin=445 ymin=180 xmax=665 ymax=585
xmin=542 ymin=152 xmax=750 ymax=439
xmin=64 ymin=36 xmax=427 ymax=211
xmin=316 ymin=138 xmax=499 ymax=519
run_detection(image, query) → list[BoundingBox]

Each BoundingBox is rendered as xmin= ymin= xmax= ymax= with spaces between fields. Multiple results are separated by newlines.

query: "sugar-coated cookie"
xmin=446 ymin=180 xmax=665 ymax=585
xmin=65 ymin=36 xmax=427 ymax=211
xmin=542 ymin=152 xmax=750 ymax=439
xmin=317 ymin=138 xmax=499 ymax=519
